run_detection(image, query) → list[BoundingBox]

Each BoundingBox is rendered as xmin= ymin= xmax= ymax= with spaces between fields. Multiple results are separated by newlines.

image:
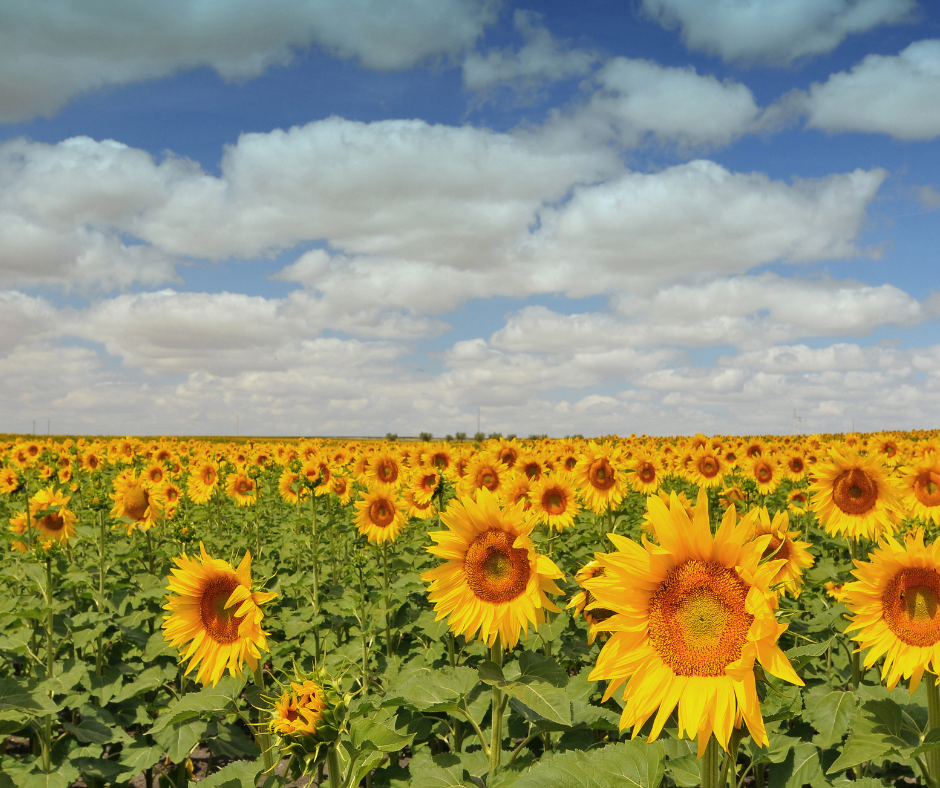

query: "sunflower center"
xmin=698 ymin=457 xmax=720 ymax=478
xmin=378 ymin=461 xmax=398 ymax=483
xmin=883 ymin=568 xmax=940 ymax=647
xmin=124 ymin=486 xmax=150 ymax=520
xmin=202 ymin=468 xmax=216 ymax=485
xmin=151 ymin=468 xmax=164 ymax=483
xmin=755 ymin=463 xmax=773 ymax=483
xmin=542 ymin=489 xmax=566 ymax=515
xmin=38 ymin=513 xmax=64 ymax=532
xmin=648 ymin=560 xmax=753 ymax=677
xmin=760 ymin=534 xmax=790 ymax=563
xmin=524 ymin=462 xmax=541 ymax=480
xmin=479 ymin=469 xmax=499 ymax=491
xmin=369 ymin=500 xmax=395 ymax=528
xmin=832 ymin=468 xmax=878 ymax=515
xmin=789 ymin=458 xmax=805 ymax=474
xmin=914 ymin=471 xmax=940 ymax=507
xmin=638 ymin=463 xmax=656 ymax=483
xmin=464 ymin=529 xmax=531 ymax=604
xmin=199 ymin=576 xmax=245 ymax=644
xmin=589 ymin=458 xmax=616 ymax=491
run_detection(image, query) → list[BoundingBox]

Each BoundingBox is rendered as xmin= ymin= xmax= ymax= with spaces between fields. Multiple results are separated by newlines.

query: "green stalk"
xmin=327 ymin=745 xmax=342 ymax=788
xmin=700 ymin=735 xmax=722 ymax=788
xmin=23 ymin=481 xmax=33 ymax=550
xmin=41 ymin=557 xmax=54 ymax=773
xmin=145 ymin=528 xmax=155 ymax=575
xmin=927 ymin=672 xmax=940 ymax=787
xmin=251 ymin=662 xmax=275 ymax=773
xmin=95 ymin=510 xmax=108 ymax=676
xmin=489 ymin=635 xmax=504 ymax=774
xmin=311 ymin=495 xmax=321 ymax=662
xmin=719 ymin=728 xmax=745 ymax=788
xmin=606 ymin=505 xmax=615 ymax=536
xmin=382 ymin=542 xmax=392 ymax=658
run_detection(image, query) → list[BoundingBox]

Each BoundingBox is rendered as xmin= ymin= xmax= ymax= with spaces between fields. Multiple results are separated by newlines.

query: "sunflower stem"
xmin=719 ymin=728 xmax=745 ymax=788
xmin=382 ymin=542 xmax=392 ymax=658
xmin=95 ymin=509 xmax=108 ymax=677
xmin=489 ymin=635 xmax=504 ymax=775
xmin=251 ymin=661 xmax=275 ymax=773
xmin=311 ymin=494 xmax=322 ymax=663
xmin=145 ymin=528 xmax=155 ymax=575
xmin=606 ymin=505 xmax=615 ymax=536
xmin=23 ymin=479 xmax=33 ymax=550
xmin=926 ymin=671 xmax=940 ymax=788
xmin=700 ymin=735 xmax=722 ymax=788
xmin=327 ymin=744 xmax=342 ymax=788
xmin=41 ymin=556 xmax=55 ymax=773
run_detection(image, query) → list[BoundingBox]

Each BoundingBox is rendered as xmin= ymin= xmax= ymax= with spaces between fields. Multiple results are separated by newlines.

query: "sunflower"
xmin=587 ymin=489 xmax=803 ymax=753
xmin=365 ymin=450 xmax=403 ymax=490
xmin=825 ymin=581 xmax=847 ymax=602
xmin=531 ymin=475 xmax=580 ymax=531
xmin=899 ymin=452 xmax=940 ymax=525
xmin=503 ymin=472 xmax=534 ymax=510
xmin=354 ymin=488 xmax=407 ymax=544
xmin=31 ymin=486 xmax=78 ymax=544
xmin=278 ymin=469 xmax=306 ymax=505
xmin=330 ymin=475 xmax=354 ymax=506
xmin=573 ymin=442 xmax=627 ymax=515
xmin=743 ymin=438 xmax=765 ymax=459
xmin=750 ymin=508 xmax=814 ymax=598
xmin=687 ymin=446 xmax=726 ymax=489
xmin=748 ymin=456 xmax=782 ymax=495
xmin=271 ymin=679 xmax=327 ymax=737
xmin=567 ymin=560 xmax=615 ymax=644
xmin=187 ymin=461 xmax=219 ymax=505
xmin=111 ymin=471 xmax=163 ymax=532
xmin=461 ymin=451 xmax=508 ymax=497
xmin=422 ymin=445 xmax=453 ymax=475
xmin=225 ymin=474 xmax=258 ymax=507
xmin=144 ymin=462 xmax=166 ymax=486
xmin=403 ymin=487 xmax=436 ymax=520
xmin=0 ymin=467 xmax=19 ymax=494
xmin=783 ymin=451 xmax=807 ymax=482
xmin=842 ymin=529 xmax=940 ymax=691
xmin=629 ymin=450 xmax=663 ymax=495
xmin=516 ymin=452 xmax=545 ymax=481
xmin=809 ymin=448 xmax=901 ymax=540
xmin=718 ymin=485 xmax=747 ymax=510
xmin=787 ymin=489 xmax=810 ymax=517
xmin=422 ymin=488 xmax=564 ymax=649
xmin=410 ymin=468 xmax=441 ymax=505
xmin=162 ymin=543 xmax=275 ymax=687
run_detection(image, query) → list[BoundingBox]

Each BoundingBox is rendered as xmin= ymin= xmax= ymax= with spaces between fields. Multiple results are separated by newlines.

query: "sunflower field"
xmin=1 ymin=431 xmax=940 ymax=788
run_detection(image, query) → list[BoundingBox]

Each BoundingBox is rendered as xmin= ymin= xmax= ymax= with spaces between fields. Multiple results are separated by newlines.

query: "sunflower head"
xmin=567 ymin=560 xmax=615 ymax=644
xmin=354 ymin=488 xmax=407 ymax=544
xmin=422 ymin=488 xmax=564 ymax=649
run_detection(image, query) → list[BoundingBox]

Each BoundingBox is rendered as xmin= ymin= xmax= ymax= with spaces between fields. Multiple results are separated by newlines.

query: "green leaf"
xmin=190 ymin=759 xmax=263 ymax=788
xmin=784 ymin=637 xmax=834 ymax=671
xmin=665 ymin=754 xmax=701 ymax=788
xmin=536 ymin=612 xmax=570 ymax=644
xmin=913 ymin=727 xmax=940 ymax=757
xmin=512 ymin=651 xmax=568 ymax=688
xmin=826 ymin=732 xmax=899 ymax=775
xmin=396 ymin=665 xmax=479 ymax=712
xmin=348 ymin=717 xmax=415 ymax=754
xmin=408 ymin=753 xmax=477 ymax=788
xmin=84 ymin=666 xmax=123 ymax=705
xmin=806 ymin=690 xmax=855 ymax=750
xmin=769 ymin=742 xmax=824 ymax=788
xmin=152 ymin=719 xmax=207 ymax=763
xmin=73 ymin=757 xmax=127 ymax=782
xmin=114 ymin=737 xmax=165 ymax=780
xmin=509 ymin=741 xmax=665 ymax=788
xmin=0 ymin=677 xmax=61 ymax=716
xmin=150 ymin=675 xmax=245 ymax=734
xmin=507 ymin=682 xmax=573 ymax=727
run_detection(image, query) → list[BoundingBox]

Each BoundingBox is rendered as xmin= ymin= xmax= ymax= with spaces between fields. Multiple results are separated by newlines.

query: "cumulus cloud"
xmin=462 ymin=10 xmax=596 ymax=93
xmin=642 ymin=0 xmax=915 ymax=64
xmin=566 ymin=57 xmax=767 ymax=148
xmin=0 ymin=0 xmax=497 ymax=123
xmin=783 ymin=40 xmax=940 ymax=140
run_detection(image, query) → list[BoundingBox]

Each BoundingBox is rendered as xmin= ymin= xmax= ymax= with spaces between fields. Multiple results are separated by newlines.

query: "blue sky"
xmin=1 ymin=0 xmax=939 ymax=438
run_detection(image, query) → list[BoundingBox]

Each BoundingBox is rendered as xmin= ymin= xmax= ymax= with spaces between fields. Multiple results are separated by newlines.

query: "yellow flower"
xmin=187 ymin=461 xmax=218 ymax=505
xmin=748 ymin=456 xmax=782 ymax=495
xmin=31 ymin=486 xmax=78 ymax=544
xmin=354 ymin=488 xmax=407 ymax=544
xmin=0 ymin=467 xmax=20 ymax=494
xmin=587 ymin=489 xmax=803 ymax=753
xmin=567 ymin=560 xmax=615 ymax=644
xmin=686 ymin=446 xmax=726 ymax=489
xmin=809 ymin=448 xmax=901 ymax=540
xmin=573 ymin=442 xmax=627 ymax=514
xmin=225 ymin=473 xmax=257 ymax=507
xmin=162 ymin=543 xmax=275 ymax=687
xmin=531 ymin=475 xmax=580 ymax=531
xmin=899 ymin=452 xmax=940 ymax=525
xmin=628 ymin=450 xmax=663 ymax=495
xmin=422 ymin=489 xmax=564 ymax=649
xmin=843 ymin=530 xmax=940 ymax=691
xmin=111 ymin=470 xmax=163 ymax=533
xmin=750 ymin=508 xmax=814 ymax=599
xmin=271 ymin=679 xmax=327 ymax=737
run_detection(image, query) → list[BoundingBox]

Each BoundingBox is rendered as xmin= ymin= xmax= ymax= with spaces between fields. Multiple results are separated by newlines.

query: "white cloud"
xmin=0 ymin=0 xmax=497 ymax=123
xmin=462 ymin=10 xmax=596 ymax=92
xmin=569 ymin=57 xmax=766 ymax=148
xmin=786 ymin=40 xmax=940 ymax=140
xmin=916 ymin=185 xmax=940 ymax=209
xmin=642 ymin=0 xmax=915 ymax=64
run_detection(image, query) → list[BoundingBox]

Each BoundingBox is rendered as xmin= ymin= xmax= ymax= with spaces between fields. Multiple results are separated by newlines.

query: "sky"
xmin=1 ymin=0 xmax=939 ymax=439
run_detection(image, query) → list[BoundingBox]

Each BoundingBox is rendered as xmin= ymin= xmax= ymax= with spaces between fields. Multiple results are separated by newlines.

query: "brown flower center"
xmin=913 ymin=471 xmax=940 ymax=508
xmin=637 ymin=462 xmax=656 ymax=484
xmin=38 ymin=513 xmax=65 ymax=532
xmin=883 ymin=567 xmax=940 ymax=647
xmin=755 ymin=462 xmax=773 ymax=483
xmin=124 ymin=486 xmax=150 ymax=520
xmin=377 ymin=460 xmax=398 ymax=483
xmin=199 ymin=576 xmax=244 ymax=644
xmin=523 ymin=462 xmax=541 ymax=480
xmin=588 ymin=458 xmax=616 ymax=491
xmin=478 ymin=467 xmax=500 ymax=491
xmin=369 ymin=499 xmax=395 ymax=528
xmin=697 ymin=456 xmax=720 ymax=479
xmin=832 ymin=467 xmax=878 ymax=515
xmin=464 ymin=529 xmax=531 ymax=604
xmin=648 ymin=560 xmax=753 ymax=677
xmin=541 ymin=487 xmax=567 ymax=515
xmin=788 ymin=457 xmax=805 ymax=474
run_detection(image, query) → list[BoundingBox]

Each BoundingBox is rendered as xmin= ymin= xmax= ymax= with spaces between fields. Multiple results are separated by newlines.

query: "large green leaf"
xmin=395 ymin=665 xmax=479 ymax=712
xmin=806 ymin=690 xmax=855 ymax=749
xmin=150 ymin=675 xmax=245 ymax=734
xmin=348 ymin=717 xmax=415 ymax=753
xmin=152 ymin=719 xmax=208 ymax=763
xmin=477 ymin=660 xmax=573 ymax=726
xmin=768 ymin=742 xmax=824 ymax=788
xmin=0 ymin=677 xmax=61 ymax=716
xmin=190 ymin=759 xmax=263 ymax=788
xmin=826 ymin=732 xmax=900 ymax=775
xmin=508 ymin=741 xmax=665 ymax=788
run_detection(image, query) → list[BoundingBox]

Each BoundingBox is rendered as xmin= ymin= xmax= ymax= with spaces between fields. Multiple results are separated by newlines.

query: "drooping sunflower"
xmin=31 ymin=486 xmax=78 ymax=544
xmin=225 ymin=473 xmax=258 ymax=507
xmin=750 ymin=508 xmax=814 ymax=599
xmin=354 ymin=488 xmax=407 ymax=544
xmin=271 ymin=679 xmax=327 ymax=737
xmin=111 ymin=470 xmax=163 ymax=532
xmin=587 ymin=489 xmax=803 ymax=753
xmin=531 ymin=475 xmax=580 ymax=531
xmin=787 ymin=489 xmax=810 ymax=517
xmin=278 ymin=468 xmax=306 ymax=505
xmin=162 ymin=543 xmax=275 ymax=687
xmin=187 ymin=461 xmax=219 ymax=505
xmin=0 ymin=467 xmax=20 ymax=494
xmin=422 ymin=488 xmax=564 ymax=649
xmin=809 ymin=448 xmax=901 ymax=540
xmin=573 ymin=442 xmax=627 ymax=514
xmin=843 ymin=529 xmax=940 ymax=691
xmin=748 ymin=456 xmax=782 ymax=495
xmin=899 ymin=452 xmax=940 ymax=525
xmin=567 ymin=560 xmax=615 ymax=644
xmin=330 ymin=475 xmax=354 ymax=506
